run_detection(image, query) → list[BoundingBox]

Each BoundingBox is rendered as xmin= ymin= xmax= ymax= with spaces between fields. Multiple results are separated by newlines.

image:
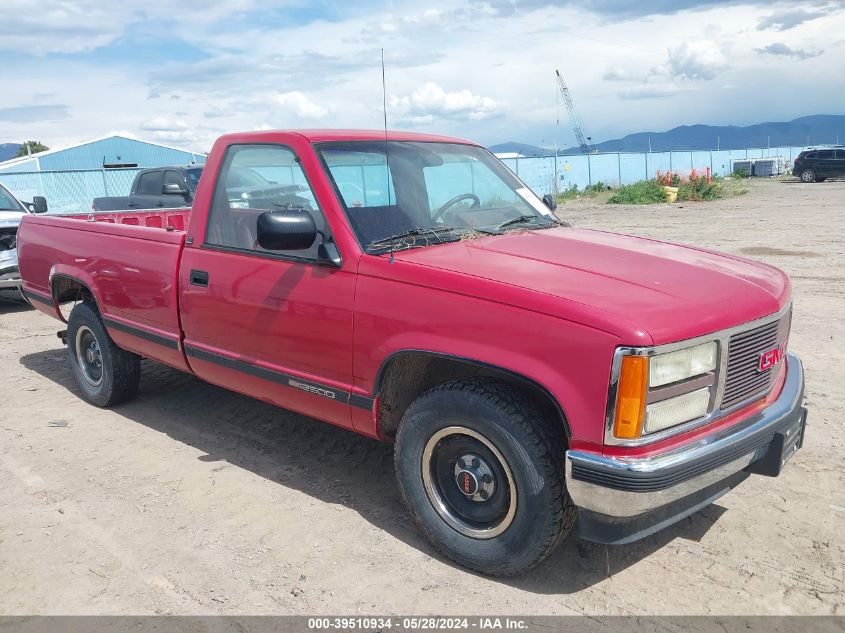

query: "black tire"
xmin=66 ymin=302 xmax=140 ymax=407
xmin=800 ymin=168 xmax=817 ymax=183
xmin=394 ymin=377 xmax=576 ymax=576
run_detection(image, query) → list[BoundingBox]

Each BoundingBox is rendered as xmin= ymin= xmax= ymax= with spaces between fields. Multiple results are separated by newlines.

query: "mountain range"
xmin=489 ymin=114 xmax=845 ymax=156
xmin=0 ymin=143 xmax=21 ymax=162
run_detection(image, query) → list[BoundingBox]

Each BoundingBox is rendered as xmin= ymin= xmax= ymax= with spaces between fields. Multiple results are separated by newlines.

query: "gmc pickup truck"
xmin=92 ymin=165 xmax=204 ymax=212
xmin=18 ymin=130 xmax=807 ymax=576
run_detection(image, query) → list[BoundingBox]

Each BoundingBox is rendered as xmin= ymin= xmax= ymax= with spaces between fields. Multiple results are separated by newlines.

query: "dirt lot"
xmin=1 ymin=178 xmax=843 ymax=616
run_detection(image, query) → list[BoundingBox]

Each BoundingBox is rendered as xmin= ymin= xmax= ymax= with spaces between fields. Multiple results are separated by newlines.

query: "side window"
xmin=816 ymin=150 xmax=834 ymax=159
xmin=164 ymin=170 xmax=186 ymax=190
xmin=206 ymin=144 xmax=326 ymax=260
xmin=836 ymin=150 xmax=845 ymax=160
xmin=136 ymin=171 xmax=163 ymax=195
xmin=804 ymin=152 xmax=816 ymax=159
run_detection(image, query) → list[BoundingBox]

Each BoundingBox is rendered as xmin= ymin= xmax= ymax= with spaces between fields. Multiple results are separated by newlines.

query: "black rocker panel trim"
xmin=102 ymin=317 xmax=180 ymax=350
xmin=184 ymin=344 xmax=374 ymax=410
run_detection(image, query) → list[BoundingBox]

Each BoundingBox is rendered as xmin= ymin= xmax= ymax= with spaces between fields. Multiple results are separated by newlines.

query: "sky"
xmin=0 ymin=0 xmax=843 ymax=152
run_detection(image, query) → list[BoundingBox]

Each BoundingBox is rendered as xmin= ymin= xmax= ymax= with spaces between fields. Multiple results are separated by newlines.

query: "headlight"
xmin=644 ymin=388 xmax=711 ymax=435
xmin=610 ymin=342 xmax=719 ymax=443
xmin=649 ymin=342 xmax=717 ymax=387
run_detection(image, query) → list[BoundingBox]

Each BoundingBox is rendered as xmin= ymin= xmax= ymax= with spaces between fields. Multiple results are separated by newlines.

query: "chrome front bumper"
xmin=566 ymin=352 xmax=805 ymax=541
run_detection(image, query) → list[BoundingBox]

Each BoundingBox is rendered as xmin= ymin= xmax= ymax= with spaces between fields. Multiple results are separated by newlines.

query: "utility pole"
xmin=717 ymin=136 xmax=720 ymax=151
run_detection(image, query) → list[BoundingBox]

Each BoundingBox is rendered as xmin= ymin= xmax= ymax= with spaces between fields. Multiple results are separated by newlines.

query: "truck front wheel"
xmin=67 ymin=302 xmax=140 ymax=407
xmin=394 ymin=377 xmax=576 ymax=576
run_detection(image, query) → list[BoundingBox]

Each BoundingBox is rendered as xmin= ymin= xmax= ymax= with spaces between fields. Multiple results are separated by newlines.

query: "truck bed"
xmin=17 ymin=207 xmax=192 ymax=371
xmin=68 ymin=207 xmax=190 ymax=231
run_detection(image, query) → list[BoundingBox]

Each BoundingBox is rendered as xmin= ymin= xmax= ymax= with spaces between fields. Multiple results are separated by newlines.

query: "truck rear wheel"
xmin=67 ymin=302 xmax=140 ymax=407
xmin=394 ymin=377 xmax=575 ymax=576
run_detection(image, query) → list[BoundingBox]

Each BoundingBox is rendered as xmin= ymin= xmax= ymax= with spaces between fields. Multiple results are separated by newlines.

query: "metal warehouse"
xmin=0 ymin=135 xmax=206 ymax=213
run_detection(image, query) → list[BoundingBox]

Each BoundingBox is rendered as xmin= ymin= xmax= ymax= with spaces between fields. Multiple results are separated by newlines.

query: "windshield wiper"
xmin=366 ymin=226 xmax=463 ymax=252
xmin=496 ymin=214 xmax=562 ymax=230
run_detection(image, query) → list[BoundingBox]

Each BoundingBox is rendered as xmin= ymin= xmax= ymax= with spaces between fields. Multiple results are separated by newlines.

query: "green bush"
xmin=556 ymin=185 xmax=580 ymax=202
xmin=677 ymin=171 xmax=722 ymax=201
xmin=555 ymin=181 xmax=610 ymax=203
xmin=607 ymin=179 xmax=666 ymax=204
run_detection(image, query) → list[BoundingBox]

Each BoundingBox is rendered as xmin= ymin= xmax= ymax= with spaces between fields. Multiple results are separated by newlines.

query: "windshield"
xmin=0 ymin=184 xmax=24 ymax=212
xmin=317 ymin=141 xmax=556 ymax=252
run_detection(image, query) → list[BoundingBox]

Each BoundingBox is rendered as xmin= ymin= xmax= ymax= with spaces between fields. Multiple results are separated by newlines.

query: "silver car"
xmin=0 ymin=182 xmax=47 ymax=300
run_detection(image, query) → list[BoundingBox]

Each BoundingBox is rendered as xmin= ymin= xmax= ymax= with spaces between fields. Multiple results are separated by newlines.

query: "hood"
xmin=0 ymin=210 xmax=26 ymax=229
xmin=392 ymin=227 xmax=790 ymax=344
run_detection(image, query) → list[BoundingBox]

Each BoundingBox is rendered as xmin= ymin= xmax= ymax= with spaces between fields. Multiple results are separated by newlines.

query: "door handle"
xmin=156 ymin=201 xmax=164 ymax=207
xmin=190 ymin=270 xmax=209 ymax=287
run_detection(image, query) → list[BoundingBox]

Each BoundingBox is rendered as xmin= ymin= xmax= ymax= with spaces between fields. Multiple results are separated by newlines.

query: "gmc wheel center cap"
xmin=454 ymin=453 xmax=495 ymax=501
xmin=456 ymin=469 xmax=479 ymax=496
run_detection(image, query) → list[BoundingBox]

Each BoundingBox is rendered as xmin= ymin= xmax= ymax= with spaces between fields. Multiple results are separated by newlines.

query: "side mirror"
xmin=32 ymin=196 xmax=48 ymax=213
xmin=163 ymin=183 xmax=189 ymax=196
xmin=256 ymin=209 xmax=317 ymax=251
xmin=542 ymin=193 xmax=557 ymax=211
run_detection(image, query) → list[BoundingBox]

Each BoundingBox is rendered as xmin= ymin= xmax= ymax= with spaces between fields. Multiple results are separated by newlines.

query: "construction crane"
xmin=555 ymin=69 xmax=591 ymax=154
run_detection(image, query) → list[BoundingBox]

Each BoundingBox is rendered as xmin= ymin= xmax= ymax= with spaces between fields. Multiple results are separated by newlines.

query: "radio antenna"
xmin=381 ymin=48 xmax=396 ymax=263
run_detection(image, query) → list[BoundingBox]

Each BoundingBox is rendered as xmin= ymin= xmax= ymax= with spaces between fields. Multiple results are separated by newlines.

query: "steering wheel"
xmin=431 ymin=193 xmax=480 ymax=222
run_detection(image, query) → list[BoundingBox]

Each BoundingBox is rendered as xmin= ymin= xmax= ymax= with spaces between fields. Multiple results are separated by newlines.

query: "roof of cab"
xmin=216 ymin=129 xmax=478 ymax=146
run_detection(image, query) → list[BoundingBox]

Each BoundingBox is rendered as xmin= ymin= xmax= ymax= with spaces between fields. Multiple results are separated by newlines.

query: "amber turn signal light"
xmin=613 ymin=355 xmax=648 ymax=439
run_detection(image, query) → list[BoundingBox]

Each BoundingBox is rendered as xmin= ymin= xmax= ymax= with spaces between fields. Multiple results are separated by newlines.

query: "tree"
xmin=15 ymin=141 xmax=50 ymax=158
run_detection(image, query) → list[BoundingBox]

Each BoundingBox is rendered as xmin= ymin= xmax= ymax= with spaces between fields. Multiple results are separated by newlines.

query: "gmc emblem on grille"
xmin=758 ymin=343 xmax=786 ymax=372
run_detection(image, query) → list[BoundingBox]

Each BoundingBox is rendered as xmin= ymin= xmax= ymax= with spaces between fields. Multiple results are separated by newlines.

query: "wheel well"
xmin=52 ymin=276 xmax=97 ymax=321
xmin=375 ymin=352 xmax=570 ymax=441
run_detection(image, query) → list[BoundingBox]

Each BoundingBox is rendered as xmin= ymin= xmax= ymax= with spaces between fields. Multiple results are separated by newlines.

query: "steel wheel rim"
xmin=75 ymin=325 xmax=103 ymax=387
xmin=421 ymin=426 xmax=517 ymax=539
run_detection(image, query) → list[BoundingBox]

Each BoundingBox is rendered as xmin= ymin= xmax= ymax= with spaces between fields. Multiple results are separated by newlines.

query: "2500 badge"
xmin=288 ymin=379 xmax=337 ymax=400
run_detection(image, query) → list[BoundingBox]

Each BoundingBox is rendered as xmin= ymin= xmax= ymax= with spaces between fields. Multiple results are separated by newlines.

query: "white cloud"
xmin=139 ymin=116 xmax=189 ymax=133
xmin=603 ymin=67 xmax=639 ymax=82
xmin=390 ymin=83 xmax=505 ymax=125
xmin=757 ymin=9 xmax=829 ymax=31
xmin=272 ymin=92 xmax=329 ymax=120
xmin=756 ymin=42 xmax=822 ymax=60
xmin=667 ymin=41 xmax=728 ymax=80
xmin=2 ymin=1 xmax=845 ymax=152
xmin=619 ymin=82 xmax=691 ymax=100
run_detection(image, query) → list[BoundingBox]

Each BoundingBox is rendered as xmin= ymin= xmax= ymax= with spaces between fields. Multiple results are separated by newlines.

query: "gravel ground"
xmin=1 ymin=178 xmax=842 ymax=616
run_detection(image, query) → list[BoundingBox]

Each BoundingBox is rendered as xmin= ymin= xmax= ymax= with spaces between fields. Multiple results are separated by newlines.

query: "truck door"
xmin=178 ymin=143 xmax=356 ymax=429
xmin=129 ymin=170 xmax=164 ymax=209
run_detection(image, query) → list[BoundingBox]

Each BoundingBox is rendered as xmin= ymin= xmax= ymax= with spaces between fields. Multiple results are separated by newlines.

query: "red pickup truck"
xmin=18 ymin=130 xmax=806 ymax=576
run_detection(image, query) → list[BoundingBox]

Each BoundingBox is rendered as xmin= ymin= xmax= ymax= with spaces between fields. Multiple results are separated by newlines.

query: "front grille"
xmin=721 ymin=311 xmax=791 ymax=410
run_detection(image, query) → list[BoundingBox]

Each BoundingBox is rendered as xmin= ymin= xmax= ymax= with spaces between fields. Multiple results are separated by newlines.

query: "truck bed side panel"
xmin=18 ymin=213 xmax=189 ymax=371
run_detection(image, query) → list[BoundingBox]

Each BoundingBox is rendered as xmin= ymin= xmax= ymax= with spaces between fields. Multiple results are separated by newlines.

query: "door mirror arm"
xmin=316 ymin=231 xmax=342 ymax=267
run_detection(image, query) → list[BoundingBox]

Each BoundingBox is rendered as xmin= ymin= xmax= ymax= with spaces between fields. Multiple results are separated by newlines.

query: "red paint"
xmin=17 ymin=129 xmax=793 ymax=454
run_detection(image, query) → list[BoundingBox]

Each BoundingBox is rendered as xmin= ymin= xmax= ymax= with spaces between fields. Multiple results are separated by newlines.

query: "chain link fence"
xmin=0 ymin=168 xmax=142 ymax=214
xmin=500 ymin=146 xmax=804 ymax=196
xmin=0 ymin=146 xmax=805 ymax=214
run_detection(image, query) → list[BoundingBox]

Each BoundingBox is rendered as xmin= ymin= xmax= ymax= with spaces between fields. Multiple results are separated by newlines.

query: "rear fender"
xmin=49 ymin=267 xmax=103 ymax=323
